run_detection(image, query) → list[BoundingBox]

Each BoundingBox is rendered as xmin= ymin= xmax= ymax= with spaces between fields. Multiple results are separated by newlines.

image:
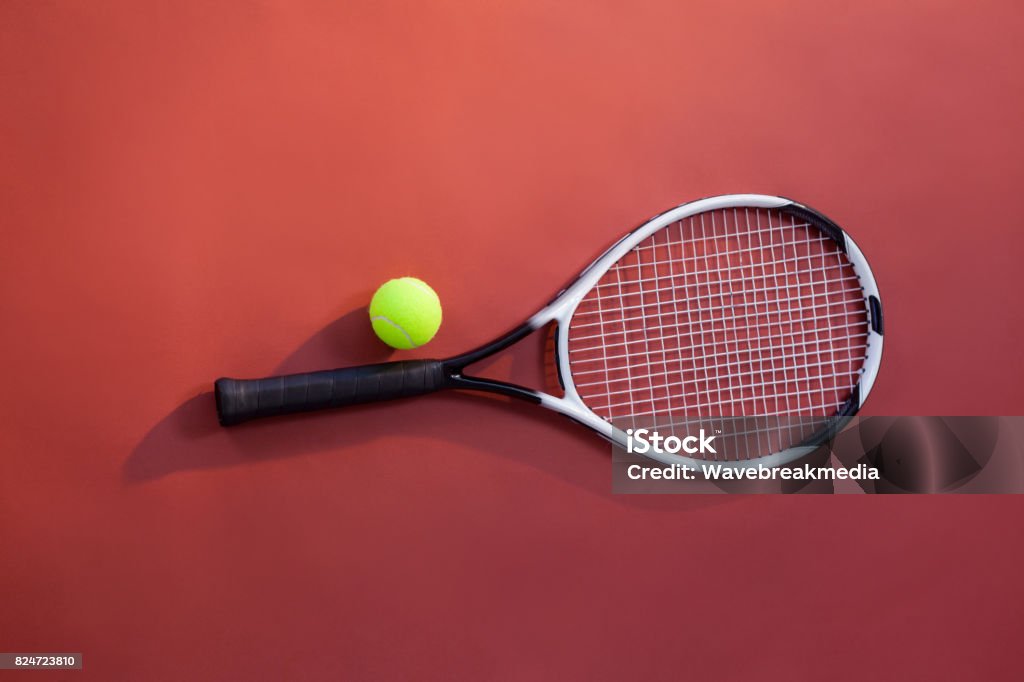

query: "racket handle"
xmin=215 ymin=359 xmax=446 ymax=426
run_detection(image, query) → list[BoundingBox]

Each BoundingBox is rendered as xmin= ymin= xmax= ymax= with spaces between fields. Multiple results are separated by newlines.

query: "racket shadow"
xmin=123 ymin=309 xmax=735 ymax=511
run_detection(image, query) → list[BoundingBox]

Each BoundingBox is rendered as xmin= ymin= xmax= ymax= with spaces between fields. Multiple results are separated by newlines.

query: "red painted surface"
xmin=2 ymin=2 xmax=1022 ymax=679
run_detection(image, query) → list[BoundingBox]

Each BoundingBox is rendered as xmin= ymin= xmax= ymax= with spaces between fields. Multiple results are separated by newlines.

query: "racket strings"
xmin=566 ymin=207 xmax=870 ymax=455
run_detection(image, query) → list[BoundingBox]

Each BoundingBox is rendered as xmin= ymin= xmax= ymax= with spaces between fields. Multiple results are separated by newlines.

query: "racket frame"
xmin=501 ymin=194 xmax=884 ymax=467
xmin=218 ymin=194 xmax=884 ymax=469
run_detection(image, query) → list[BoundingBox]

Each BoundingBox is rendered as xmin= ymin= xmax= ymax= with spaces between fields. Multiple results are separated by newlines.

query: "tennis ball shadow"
xmin=123 ymin=312 xmax=734 ymax=511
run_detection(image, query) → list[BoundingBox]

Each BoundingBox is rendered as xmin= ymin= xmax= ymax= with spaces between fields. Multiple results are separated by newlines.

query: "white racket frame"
xmin=526 ymin=194 xmax=884 ymax=468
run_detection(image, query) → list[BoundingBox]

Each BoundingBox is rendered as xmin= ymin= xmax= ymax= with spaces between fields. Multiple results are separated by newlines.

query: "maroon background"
xmin=2 ymin=1 xmax=1023 ymax=680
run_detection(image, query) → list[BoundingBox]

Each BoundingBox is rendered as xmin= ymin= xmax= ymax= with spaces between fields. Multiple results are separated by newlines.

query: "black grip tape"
xmin=215 ymin=359 xmax=446 ymax=426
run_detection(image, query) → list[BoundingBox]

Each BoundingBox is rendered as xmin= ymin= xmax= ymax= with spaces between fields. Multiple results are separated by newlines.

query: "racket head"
xmin=537 ymin=195 xmax=883 ymax=468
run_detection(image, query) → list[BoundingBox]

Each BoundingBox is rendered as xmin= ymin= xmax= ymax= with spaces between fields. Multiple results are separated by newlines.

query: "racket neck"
xmin=441 ymin=322 xmax=546 ymax=404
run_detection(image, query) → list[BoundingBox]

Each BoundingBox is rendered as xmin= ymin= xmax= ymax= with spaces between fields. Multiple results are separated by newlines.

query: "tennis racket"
xmin=215 ymin=194 xmax=884 ymax=468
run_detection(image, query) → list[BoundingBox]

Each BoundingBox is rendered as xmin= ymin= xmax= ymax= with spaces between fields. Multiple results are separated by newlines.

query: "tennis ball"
xmin=369 ymin=277 xmax=443 ymax=349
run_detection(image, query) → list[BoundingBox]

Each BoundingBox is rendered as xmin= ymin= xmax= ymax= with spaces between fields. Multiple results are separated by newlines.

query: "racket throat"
xmin=443 ymin=372 xmax=544 ymax=405
xmin=441 ymin=321 xmax=551 ymax=405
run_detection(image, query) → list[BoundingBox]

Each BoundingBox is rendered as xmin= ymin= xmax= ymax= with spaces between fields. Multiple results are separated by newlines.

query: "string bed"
xmin=567 ymin=207 xmax=870 ymax=459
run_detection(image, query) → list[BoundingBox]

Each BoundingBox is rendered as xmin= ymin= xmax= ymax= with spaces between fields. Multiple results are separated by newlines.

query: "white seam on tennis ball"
xmin=402 ymin=278 xmax=437 ymax=298
xmin=370 ymin=315 xmax=418 ymax=348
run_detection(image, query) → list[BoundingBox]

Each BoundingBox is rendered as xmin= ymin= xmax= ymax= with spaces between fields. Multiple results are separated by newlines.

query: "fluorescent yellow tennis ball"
xmin=369 ymin=277 xmax=443 ymax=349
